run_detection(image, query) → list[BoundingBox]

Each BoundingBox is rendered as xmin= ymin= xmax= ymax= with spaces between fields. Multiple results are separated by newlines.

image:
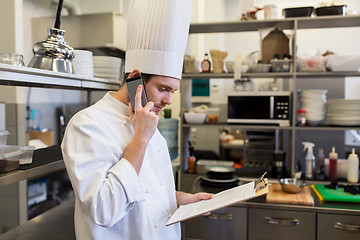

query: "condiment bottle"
xmin=201 ymin=53 xmax=211 ymax=73
xmin=315 ymin=148 xmax=325 ymax=180
xmin=347 ymin=148 xmax=359 ymax=183
xmin=297 ymin=109 xmax=306 ymax=126
xmin=187 ymin=141 xmax=196 ymax=173
xmin=329 ymin=147 xmax=338 ymax=183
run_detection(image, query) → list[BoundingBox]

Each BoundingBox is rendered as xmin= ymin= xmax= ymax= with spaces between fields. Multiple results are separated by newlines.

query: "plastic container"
xmin=283 ymin=7 xmax=314 ymax=18
xmin=264 ymin=4 xmax=278 ymax=20
xmin=271 ymin=59 xmax=292 ymax=72
xmin=303 ymin=142 xmax=315 ymax=179
xmin=207 ymin=108 xmax=220 ymax=124
xmin=0 ymin=145 xmax=35 ymax=165
xmin=347 ymin=148 xmax=359 ymax=183
xmin=0 ymin=130 xmax=9 ymax=145
xmin=0 ymin=147 xmax=23 ymax=173
xmin=315 ymin=5 xmax=346 ymax=16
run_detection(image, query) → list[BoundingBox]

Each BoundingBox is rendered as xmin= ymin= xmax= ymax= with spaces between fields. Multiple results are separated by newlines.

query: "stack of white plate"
xmin=328 ymin=99 xmax=360 ymax=126
xmin=300 ymin=89 xmax=328 ymax=126
xmin=73 ymin=50 xmax=94 ymax=78
xmin=93 ymin=56 xmax=122 ymax=82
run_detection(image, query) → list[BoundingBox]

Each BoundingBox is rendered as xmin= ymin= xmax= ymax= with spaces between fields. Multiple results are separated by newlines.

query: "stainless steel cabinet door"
xmin=318 ymin=213 xmax=360 ymax=240
xmin=248 ymin=208 xmax=316 ymax=240
xmin=183 ymin=206 xmax=247 ymax=240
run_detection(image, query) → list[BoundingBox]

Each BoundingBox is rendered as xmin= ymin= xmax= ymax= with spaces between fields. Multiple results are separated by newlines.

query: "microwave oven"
xmin=227 ymin=91 xmax=292 ymax=126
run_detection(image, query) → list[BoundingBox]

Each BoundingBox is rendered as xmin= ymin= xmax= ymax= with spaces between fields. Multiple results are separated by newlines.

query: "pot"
xmin=206 ymin=165 xmax=235 ymax=180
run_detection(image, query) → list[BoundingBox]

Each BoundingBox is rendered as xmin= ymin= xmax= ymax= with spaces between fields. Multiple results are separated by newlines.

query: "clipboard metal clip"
xmin=254 ymin=172 xmax=269 ymax=192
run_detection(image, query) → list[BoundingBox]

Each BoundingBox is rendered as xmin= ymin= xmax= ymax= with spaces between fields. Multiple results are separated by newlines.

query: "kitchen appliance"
xmin=227 ymin=91 xmax=292 ymax=126
xmin=28 ymin=0 xmax=75 ymax=74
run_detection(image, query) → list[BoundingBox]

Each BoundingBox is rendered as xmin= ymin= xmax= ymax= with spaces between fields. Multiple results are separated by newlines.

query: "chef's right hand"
xmin=128 ymin=85 xmax=159 ymax=143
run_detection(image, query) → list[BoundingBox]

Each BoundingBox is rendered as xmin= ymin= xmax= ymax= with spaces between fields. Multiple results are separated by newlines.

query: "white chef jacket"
xmin=61 ymin=92 xmax=180 ymax=240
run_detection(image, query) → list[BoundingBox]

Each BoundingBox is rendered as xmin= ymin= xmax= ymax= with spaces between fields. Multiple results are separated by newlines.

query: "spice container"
xmin=187 ymin=141 xmax=196 ymax=173
xmin=207 ymin=108 xmax=220 ymax=124
xmin=297 ymin=109 xmax=306 ymax=126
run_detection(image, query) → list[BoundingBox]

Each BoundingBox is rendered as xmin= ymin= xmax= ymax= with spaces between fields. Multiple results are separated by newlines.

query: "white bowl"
xmin=184 ymin=112 xmax=207 ymax=124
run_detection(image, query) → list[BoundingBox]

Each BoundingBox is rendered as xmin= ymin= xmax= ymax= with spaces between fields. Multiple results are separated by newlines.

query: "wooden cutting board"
xmin=266 ymin=183 xmax=314 ymax=206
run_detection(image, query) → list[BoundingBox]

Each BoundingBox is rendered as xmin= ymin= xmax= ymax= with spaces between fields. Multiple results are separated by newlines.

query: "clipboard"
xmin=166 ymin=173 xmax=269 ymax=226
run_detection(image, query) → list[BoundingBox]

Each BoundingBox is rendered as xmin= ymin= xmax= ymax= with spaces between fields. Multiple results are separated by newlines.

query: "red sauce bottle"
xmin=328 ymin=147 xmax=338 ymax=182
xmin=201 ymin=53 xmax=211 ymax=73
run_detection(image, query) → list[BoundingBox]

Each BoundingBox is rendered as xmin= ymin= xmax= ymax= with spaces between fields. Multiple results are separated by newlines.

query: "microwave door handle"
xmin=270 ymin=96 xmax=274 ymax=119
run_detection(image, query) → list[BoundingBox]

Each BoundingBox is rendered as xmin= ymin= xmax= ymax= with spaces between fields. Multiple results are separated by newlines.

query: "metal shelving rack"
xmin=180 ymin=15 xmax=360 ymax=176
xmin=0 ymin=64 xmax=121 ymax=187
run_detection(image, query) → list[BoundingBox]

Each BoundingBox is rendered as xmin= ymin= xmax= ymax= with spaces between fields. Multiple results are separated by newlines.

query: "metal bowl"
xmin=279 ymin=178 xmax=306 ymax=194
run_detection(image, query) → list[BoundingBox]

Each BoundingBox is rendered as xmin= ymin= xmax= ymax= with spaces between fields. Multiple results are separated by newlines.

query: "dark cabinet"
xmin=183 ymin=206 xmax=247 ymax=240
xmin=248 ymin=208 xmax=316 ymax=240
xmin=317 ymin=213 xmax=360 ymax=240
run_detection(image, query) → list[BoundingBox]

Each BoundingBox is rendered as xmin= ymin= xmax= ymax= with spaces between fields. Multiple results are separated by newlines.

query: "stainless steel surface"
xmin=249 ymin=208 xmax=316 ymax=240
xmin=0 ymin=198 xmax=75 ymax=240
xmin=265 ymin=216 xmax=299 ymax=225
xmin=334 ymin=222 xmax=360 ymax=231
xmin=0 ymin=64 xmax=120 ymax=90
xmin=189 ymin=15 xmax=360 ymax=34
xmin=317 ymin=213 xmax=360 ymax=240
xmin=279 ymin=178 xmax=306 ymax=193
xmin=0 ymin=159 xmax=65 ymax=187
xmin=183 ymin=206 xmax=247 ymax=240
xmin=28 ymin=28 xmax=74 ymax=74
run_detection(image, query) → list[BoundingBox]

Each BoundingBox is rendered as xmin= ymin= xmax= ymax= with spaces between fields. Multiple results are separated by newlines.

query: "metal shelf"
xmin=182 ymin=71 xmax=360 ymax=79
xmin=189 ymin=15 xmax=360 ymax=34
xmin=295 ymin=126 xmax=360 ymax=131
xmin=182 ymin=72 xmax=294 ymax=79
xmin=0 ymin=64 xmax=121 ymax=90
xmin=0 ymin=159 xmax=65 ymax=187
xmin=182 ymin=123 xmax=293 ymax=130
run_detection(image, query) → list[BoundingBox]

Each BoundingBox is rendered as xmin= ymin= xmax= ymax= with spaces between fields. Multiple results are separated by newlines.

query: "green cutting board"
xmin=312 ymin=184 xmax=360 ymax=202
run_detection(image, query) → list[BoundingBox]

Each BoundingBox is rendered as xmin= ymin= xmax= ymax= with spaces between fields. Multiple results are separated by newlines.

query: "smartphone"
xmin=126 ymin=75 xmax=148 ymax=112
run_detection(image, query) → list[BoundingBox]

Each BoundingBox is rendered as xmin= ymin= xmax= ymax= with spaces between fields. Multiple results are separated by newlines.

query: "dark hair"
xmin=122 ymin=72 xmax=154 ymax=85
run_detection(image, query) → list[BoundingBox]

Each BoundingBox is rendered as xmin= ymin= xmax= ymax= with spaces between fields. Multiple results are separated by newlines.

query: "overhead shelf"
xmin=182 ymin=71 xmax=360 ymax=79
xmin=189 ymin=15 xmax=360 ymax=34
xmin=0 ymin=64 xmax=121 ymax=90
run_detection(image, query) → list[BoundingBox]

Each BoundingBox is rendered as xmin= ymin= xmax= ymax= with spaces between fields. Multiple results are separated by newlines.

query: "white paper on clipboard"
xmin=166 ymin=179 xmax=269 ymax=226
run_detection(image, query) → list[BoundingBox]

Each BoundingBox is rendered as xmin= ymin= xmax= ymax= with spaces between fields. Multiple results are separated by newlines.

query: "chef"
xmin=61 ymin=0 xmax=212 ymax=239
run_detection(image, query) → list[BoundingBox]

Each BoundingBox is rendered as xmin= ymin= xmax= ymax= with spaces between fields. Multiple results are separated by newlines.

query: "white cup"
xmin=264 ymin=4 xmax=278 ymax=20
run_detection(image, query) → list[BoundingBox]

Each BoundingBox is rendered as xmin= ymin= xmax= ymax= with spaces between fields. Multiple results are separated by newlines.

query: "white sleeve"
xmin=61 ymin=114 xmax=145 ymax=227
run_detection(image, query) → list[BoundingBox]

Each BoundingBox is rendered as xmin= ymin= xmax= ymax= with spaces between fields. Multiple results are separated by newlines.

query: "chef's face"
xmin=144 ymin=75 xmax=179 ymax=115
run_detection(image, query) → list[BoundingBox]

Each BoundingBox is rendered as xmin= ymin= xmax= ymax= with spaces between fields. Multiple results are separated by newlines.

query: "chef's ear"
xmin=130 ymin=69 xmax=141 ymax=78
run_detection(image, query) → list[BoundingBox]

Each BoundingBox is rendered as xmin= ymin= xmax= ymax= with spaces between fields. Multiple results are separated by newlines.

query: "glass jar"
xmin=297 ymin=109 xmax=306 ymax=126
xmin=0 ymin=53 xmax=25 ymax=66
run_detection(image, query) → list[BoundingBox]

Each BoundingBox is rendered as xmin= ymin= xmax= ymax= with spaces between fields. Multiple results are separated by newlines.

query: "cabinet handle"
xmin=334 ymin=222 xmax=360 ymax=231
xmin=205 ymin=213 xmax=232 ymax=220
xmin=264 ymin=216 xmax=299 ymax=225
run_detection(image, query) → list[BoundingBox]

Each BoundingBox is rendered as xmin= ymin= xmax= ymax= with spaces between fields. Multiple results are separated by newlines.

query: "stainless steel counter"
xmin=0 ymin=199 xmax=75 ymax=240
xmin=182 ymin=173 xmax=360 ymax=216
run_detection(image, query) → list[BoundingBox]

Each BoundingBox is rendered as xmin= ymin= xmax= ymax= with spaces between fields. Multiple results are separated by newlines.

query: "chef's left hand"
xmin=176 ymin=191 xmax=213 ymax=208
